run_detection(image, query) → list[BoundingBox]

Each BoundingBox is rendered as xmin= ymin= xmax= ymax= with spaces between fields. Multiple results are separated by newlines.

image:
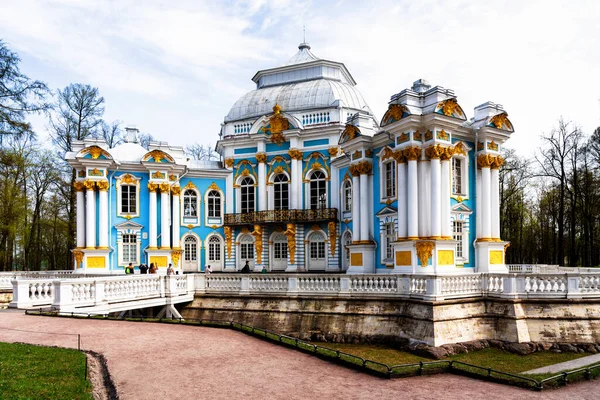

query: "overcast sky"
xmin=1 ymin=0 xmax=598 ymax=156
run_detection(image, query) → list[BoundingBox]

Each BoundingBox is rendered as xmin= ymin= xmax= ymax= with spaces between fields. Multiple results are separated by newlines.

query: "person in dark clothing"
xmin=139 ymin=264 xmax=149 ymax=274
xmin=240 ymin=261 xmax=250 ymax=273
xmin=125 ymin=263 xmax=134 ymax=274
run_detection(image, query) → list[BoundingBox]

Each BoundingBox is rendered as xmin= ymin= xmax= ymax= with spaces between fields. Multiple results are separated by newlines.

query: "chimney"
xmin=125 ymin=127 xmax=139 ymax=143
xmin=412 ymin=79 xmax=431 ymax=93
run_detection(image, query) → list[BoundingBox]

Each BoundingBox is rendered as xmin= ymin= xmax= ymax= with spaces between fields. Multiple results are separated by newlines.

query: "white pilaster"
xmin=76 ymin=188 xmax=85 ymax=248
xmin=352 ymin=173 xmax=360 ymax=242
xmin=160 ymin=188 xmax=171 ymax=249
xmin=290 ymin=158 xmax=299 ymax=209
xmin=360 ymin=173 xmax=369 ymax=241
xmin=172 ymin=188 xmax=181 ymax=248
xmin=149 ymin=188 xmax=157 ymax=249
xmin=397 ymin=161 xmax=407 ymax=239
xmin=85 ymin=182 xmax=96 ymax=249
xmin=491 ymin=167 xmax=500 ymax=240
xmin=226 ymin=172 xmax=233 ymax=214
xmin=440 ymin=158 xmax=451 ymax=239
xmin=481 ymin=166 xmax=492 ymax=240
xmin=257 ymin=157 xmax=267 ymax=211
xmin=418 ymin=160 xmax=426 ymax=238
xmin=98 ymin=184 xmax=109 ymax=248
xmin=407 ymin=159 xmax=419 ymax=239
xmin=430 ymin=158 xmax=441 ymax=239
xmin=476 ymin=169 xmax=482 ymax=239
xmin=330 ymin=165 xmax=339 ymax=210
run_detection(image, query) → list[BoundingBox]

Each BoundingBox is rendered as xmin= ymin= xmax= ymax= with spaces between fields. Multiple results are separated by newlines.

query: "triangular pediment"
xmin=452 ymin=203 xmax=473 ymax=214
xmin=376 ymin=206 xmax=397 ymax=217
xmin=114 ymin=221 xmax=144 ymax=231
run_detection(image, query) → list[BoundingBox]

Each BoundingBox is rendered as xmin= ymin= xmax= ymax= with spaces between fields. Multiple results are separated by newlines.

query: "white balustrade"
xmin=440 ymin=275 xmax=482 ymax=296
xmin=579 ymin=275 xmax=600 ymax=293
xmin=206 ymin=276 xmax=242 ymax=291
xmin=249 ymin=276 xmax=288 ymax=292
xmin=410 ymin=277 xmax=427 ymax=294
xmin=349 ymin=276 xmax=399 ymax=293
xmin=524 ymin=275 xmax=567 ymax=294
xmin=297 ymin=276 xmax=340 ymax=293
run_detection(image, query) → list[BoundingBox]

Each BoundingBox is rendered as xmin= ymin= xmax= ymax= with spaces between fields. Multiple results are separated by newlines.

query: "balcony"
xmin=224 ymin=208 xmax=338 ymax=226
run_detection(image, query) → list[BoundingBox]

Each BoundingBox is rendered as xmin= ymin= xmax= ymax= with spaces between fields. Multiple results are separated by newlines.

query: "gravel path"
xmin=1 ymin=310 xmax=600 ymax=400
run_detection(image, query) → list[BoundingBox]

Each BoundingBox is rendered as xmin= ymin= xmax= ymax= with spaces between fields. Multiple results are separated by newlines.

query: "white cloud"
xmin=0 ymin=0 xmax=598 ymax=154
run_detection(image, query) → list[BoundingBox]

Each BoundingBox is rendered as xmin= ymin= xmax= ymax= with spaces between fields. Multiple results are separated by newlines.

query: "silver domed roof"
xmin=225 ymin=79 xmax=370 ymax=123
xmin=109 ymin=142 xmax=148 ymax=163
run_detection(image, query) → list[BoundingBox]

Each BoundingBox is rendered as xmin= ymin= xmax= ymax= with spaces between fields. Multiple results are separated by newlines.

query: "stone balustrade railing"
xmin=9 ymin=274 xmax=194 ymax=312
xmin=0 ymin=271 xmax=75 ymax=290
xmin=195 ymin=272 xmax=600 ymax=301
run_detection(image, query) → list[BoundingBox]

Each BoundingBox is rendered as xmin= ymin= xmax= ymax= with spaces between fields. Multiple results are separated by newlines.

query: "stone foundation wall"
xmin=0 ymin=291 xmax=12 ymax=307
xmin=182 ymin=294 xmax=600 ymax=346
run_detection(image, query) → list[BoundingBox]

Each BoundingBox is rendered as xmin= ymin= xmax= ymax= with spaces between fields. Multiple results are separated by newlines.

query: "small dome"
xmin=281 ymin=43 xmax=319 ymax=66
xmin=225 ymin=79 xmax=370 ymax=122
xmin=109 ymin=142 xmax=148 ymax=163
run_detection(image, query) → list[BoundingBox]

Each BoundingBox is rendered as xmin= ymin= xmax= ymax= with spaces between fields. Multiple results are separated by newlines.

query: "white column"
xmin=160 ymin=186 xmax=171 ymax=249
xmin=397 ymin=160 xmax=407 ymax=239
xmin=360 ymin=173 xmax=369 ymax=241
xmin=481 ymin=166 xmax=492 ymax=240
xmin=330 ymin=165 xmax=339 ymax=210
xmin=172 ymin=188 xmax=181 ymax=248
xmin=476 ymin=169 xmax=482 ymax=239
xmin=85 ymin=181 xmax=96 ymax=249
xmin=76 ymin=186 xmax=85 ymax=248
xmin=440 ymin=158 xmax=451 ymax=239
xmin=98 ymin=181 xmax=109 ymax=248
xmin=352 ymin=172 xmax=360 ymax=242
xmin=368 ymin=173 xmax=374 ymax=239
xmin=407 ymin=157 xmax=419 ymax=239
xmin=491 ymin=167 xmax=500 ymax=240
xmin=290 ymin=157 xmax=299 ymax=209
xmin=430 ymin=157 xmax=441 ymax=239
xmin=417 ymin=160 xmax=426 ymax=238
xmin=296 ymin=157 xmax=303 ymax=209
xmin=257 ymin=155 xmax=267 ymax=211
xmin=149 ymin=186 xmax=157 ymax=249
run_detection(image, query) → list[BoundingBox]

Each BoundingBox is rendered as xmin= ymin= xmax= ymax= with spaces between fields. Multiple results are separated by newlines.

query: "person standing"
xmin=125 ymin=263 xmax=134 ymax=274
xmin=167 ymin=263 xmax=175 ymax=275
xmin=149 ymin=263 xmax=157 ymax=274
xmin=205 ymin=265 xmax=212 ymax=275
xmin=139 ymin=264 xmax=149 ymax=274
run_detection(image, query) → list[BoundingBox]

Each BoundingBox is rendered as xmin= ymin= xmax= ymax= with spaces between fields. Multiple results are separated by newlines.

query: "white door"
xmin=183 ymin=236 xmax=199 ymax=272
xmin=271 ymin=233 xmax=288 ymax=271
xmin=206 ymin=235 xmax=224 ymax=271
xmin=238 ymin=234 xmax=255 ymax=270
xmin=308 ymin=232 xmax=327 ymax=270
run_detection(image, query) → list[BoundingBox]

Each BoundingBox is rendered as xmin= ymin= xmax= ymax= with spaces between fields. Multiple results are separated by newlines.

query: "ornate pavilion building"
xmin=66 ymin=43 xmax=513 ymax=274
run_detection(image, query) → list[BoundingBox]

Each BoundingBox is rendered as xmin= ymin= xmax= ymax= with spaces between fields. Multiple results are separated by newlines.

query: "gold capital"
xmin=403 ymin=146 xmax=421 ymax=161
xmin=256 ymin=153 xmax=267 ymax=164
xmin=96 ymin=180 xmax=109 ymax=191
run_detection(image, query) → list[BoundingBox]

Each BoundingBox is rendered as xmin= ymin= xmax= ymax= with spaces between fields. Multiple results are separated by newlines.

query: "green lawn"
xmin=0 ymin=342 xmax=92 ymax=400
xmin=316 ymin=343 xmax=590 ymax=373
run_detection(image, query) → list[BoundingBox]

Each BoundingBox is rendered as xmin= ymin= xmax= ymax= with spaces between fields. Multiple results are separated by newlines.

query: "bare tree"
xmin=185 ymin=143 xmax=219 ymax=161
xmin=138 ymin=132 xmax=155 ymax=150
xmin=0 ymin=40 xmax=50 ymax=142
xmin=98 ymin=120 xmax=123 ymax=148
xmin=535 ymin=118 xmax=581 ymax=266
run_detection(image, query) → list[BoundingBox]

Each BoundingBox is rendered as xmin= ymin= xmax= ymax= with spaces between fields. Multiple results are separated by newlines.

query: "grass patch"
xmin=0 ymin=342 xmax=91 ymax=400
xmin=314 ymin=343 xmax=427 ymax=365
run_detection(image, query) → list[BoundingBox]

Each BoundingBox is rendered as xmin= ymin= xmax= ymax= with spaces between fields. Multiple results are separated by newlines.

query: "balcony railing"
xmin=224 ymin=208 xmax=338 ymax=226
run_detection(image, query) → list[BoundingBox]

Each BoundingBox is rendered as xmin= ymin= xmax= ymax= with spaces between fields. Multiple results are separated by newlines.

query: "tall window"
xmin=183 ymin=190 xmax=197 ymax=217
xmin=309 ymin=170 xmax=327 ymax=209
xmin=208 ymin=236 xmax=221 ymax=262
xmin=207 ymin=190 xmax=221 ymax=218
xmin=184 ymin=236 xmax=197 ymax=261
xmin=122 ymin=234 xmax=137 ymax=263
xmin=343 ymin=231 xmax=352 ymax=267
xmin=240 ymin=177 xmax=255 ymax=213
xmin=309 ymin=233 xmax=326 ymax=260
xmin=452 ymin=158 xmax=463 ymax=195
xmin=384 ymin=222 xmax=395 ymax=261
xmin=240 ymin=236 xmax=254 ymax=260
xmin=453 ymin=221 xmax=463 ymax=259
xmin=343 ymin=180 xmax=352 ymax=212
xmin=384 ymin=161 xmax=396 ymax=198
xmin=121 ymin=185 xmax=137 ymax=214
xmin=273 ymin=174 xmax=289 ymax=210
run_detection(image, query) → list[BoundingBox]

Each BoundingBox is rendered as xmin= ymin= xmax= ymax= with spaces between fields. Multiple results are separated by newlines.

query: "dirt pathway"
xmin=1 ymin=310 xmax=599 ymax=400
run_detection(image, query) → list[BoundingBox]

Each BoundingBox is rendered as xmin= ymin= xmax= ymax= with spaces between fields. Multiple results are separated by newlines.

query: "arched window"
xmin=273 ymin=174 xmax=289 ymax=210
xmin=207 ymin=190 xmax=221 ymax=218
xmin=309 ymin=232 xmax=326 ymax=261
xmin=342 ymin=180 xmax=352 ymax=212
xmin=208 ymin=235 xmax=221 ymax=262
xmin=383 ymin=160 xmax=396 ymax=199
xmin=240 ymin=177 xmax=255 ymax=214
xmin=240 ymin=235 xmax=254 ymax=261
xmin=309 ymin=170 xmax=327 ymax=210
xmin=183 ymin=189 xmax=197 ymax=217
xmin=342 ymin=231 xmax=352 ymax=270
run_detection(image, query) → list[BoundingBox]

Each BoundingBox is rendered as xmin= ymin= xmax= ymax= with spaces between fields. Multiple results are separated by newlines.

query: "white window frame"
xmin=116 ymin=174 xmax=141 ymax=219
xmin=183 ymin=189 xmax=199 ymax=218
xmin=451 ymin=141 xmax=471 ymax=199
xmin=204 ymin=233 xmax=224 ymax=270
xmin=376 ymin=212 xmax=397 ymax=266
xmin=450 ymin=205 xmax=472 ymax=265
xmin=341 ymin=179 xmax=352 ymax=214
xmin=272 ymin=173 xmax=290 ymax=211
xmin=237 ymin=176 xmax=256 ymax=214
xmin=305 ymin=169 xmax=328 ymax=210
xmin=341 ymin=230 xmax=352 ymax=271
xmin=453 ymin=221 xmax=464 ymax=259
xmin=204 ymin=188 xmax=224 ymax=226
xmin=306 ymin=230 xmax=327 ymax=270
xmin=115 ymin=222 xmax=143 ymax=267
xmin=381 ymin=160 xmax=397 ymax=201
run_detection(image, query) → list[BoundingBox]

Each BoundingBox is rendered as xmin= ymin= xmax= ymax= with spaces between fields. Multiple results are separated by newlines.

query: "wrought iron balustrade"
xmin=224 ymin=208 xmax=338 ymax=225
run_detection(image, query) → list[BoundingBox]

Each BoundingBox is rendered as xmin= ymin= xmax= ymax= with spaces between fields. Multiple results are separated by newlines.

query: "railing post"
xmin=340 ymin=277 xmax=350 ymax=295
xmin=240 ymin=276 xmax=250 ymax=294
xmin=194 ymin=274 xmax=205 ymax=294
xmin=398 ymin=276 xmax=411 ymax=296
xmin=52 ymin=279 xmax=73 ymax=310
xmin=501 ymin=274 xmax=519 ymax=299
xmin=566 ymin=273 xmax=582 ymax=299
xmin=9 ymin=278 xmax=33 ymax=309
xmin=159 ymin=276 xmax=166 ymax=298
xmin=424 ymin=276 xmax=443 ymax=301
xmin=288 ymin=277 xmax=298 ymax=294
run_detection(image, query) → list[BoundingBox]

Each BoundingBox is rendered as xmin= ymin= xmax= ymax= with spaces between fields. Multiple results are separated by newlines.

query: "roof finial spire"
xmin=303 ymin=25 xmax=306 ymax=43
